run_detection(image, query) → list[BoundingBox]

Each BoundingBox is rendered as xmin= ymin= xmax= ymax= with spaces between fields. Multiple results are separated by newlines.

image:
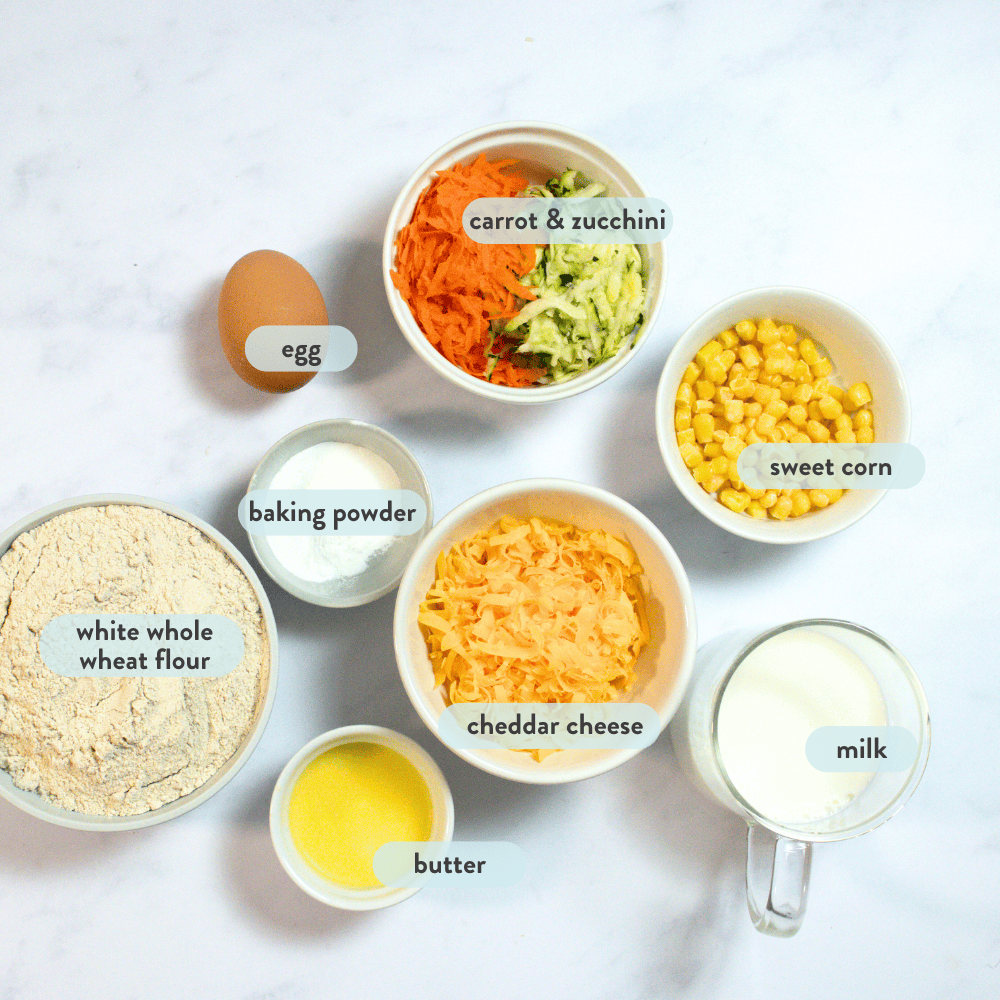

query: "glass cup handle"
xmin=745 ymin=822 xmax=812 ymax=937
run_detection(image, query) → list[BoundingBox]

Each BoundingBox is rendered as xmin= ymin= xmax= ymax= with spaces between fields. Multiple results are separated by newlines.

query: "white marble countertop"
xmin=2 ymin=2 xmax=997 ymax=997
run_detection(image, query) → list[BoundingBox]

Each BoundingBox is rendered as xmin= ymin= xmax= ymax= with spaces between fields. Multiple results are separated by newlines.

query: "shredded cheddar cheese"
xmin=419 ymin=516 xmax=649 ymax=714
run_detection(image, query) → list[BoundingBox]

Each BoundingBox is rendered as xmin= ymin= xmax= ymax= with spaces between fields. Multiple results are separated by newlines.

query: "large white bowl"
xmin=655 ymin=287 xmax=910 ymax=544
xmin=383 ymin=121 xmax=667 ymax=404
xmin=0 ymin=494 xmax=278 ymax=831
xmin=393 ymin=479 xmax=696 ymax=783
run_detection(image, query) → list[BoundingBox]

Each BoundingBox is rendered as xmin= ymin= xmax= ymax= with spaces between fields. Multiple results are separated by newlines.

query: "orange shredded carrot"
xmin=391 ymin=155 xmax=544 ymax=387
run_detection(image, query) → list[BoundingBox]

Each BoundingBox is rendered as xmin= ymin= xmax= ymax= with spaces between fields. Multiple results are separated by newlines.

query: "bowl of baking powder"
xmin=0 ymin=494 xmax=278 ymax=831
xmin=246 ymin=419 xmax=434 ymax=607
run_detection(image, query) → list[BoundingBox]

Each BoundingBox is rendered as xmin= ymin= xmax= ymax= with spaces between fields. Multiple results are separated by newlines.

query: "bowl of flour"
xmin=246 ymin=420 xmax=434 ymax=607
xmin=0 ymin=495 xmax=278 ymax=831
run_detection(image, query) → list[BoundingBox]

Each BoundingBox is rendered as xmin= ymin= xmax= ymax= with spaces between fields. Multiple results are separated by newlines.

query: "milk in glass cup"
xmin=669 ymin=620 xmax=930 ymax=937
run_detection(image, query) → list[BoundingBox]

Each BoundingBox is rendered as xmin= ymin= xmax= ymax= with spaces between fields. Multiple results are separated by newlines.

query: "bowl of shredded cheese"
xmin=393 ymin=479 xmax=696 ymax=783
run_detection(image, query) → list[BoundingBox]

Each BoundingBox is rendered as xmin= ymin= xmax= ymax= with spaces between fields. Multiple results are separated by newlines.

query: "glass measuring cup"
xmin=669 ymin=620 xmax=930 ymax=937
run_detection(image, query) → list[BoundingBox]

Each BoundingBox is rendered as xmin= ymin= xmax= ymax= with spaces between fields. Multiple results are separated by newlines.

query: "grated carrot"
xmin=391 ymin=155 xmax=544 ymax=387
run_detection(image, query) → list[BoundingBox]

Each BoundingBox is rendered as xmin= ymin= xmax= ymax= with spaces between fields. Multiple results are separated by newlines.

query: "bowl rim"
xmin=0 ymin=493 xmax=279 ymax=831
xmin=655 ymin=285 xmax=911 ymax=544
xmin=392 ymin=477 xmax=697 ymax=784
xmin=246 ymin=418 xmax=434 ymax=607
xmin=268 ymin=724 xmax=455 ymax=910
xmin=382 ymin=120 xmax=667 ymax=405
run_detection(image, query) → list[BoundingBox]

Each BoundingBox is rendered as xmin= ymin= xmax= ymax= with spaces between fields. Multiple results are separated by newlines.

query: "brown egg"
xmin=219 ymin=249 xmax=328 ymax=392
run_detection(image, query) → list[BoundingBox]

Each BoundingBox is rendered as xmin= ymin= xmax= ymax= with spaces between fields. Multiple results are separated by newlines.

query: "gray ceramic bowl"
xmin=0 ymin=493 xmax=279 ymax=831
xmin=246 ymin=419 xmax=434 ymax=607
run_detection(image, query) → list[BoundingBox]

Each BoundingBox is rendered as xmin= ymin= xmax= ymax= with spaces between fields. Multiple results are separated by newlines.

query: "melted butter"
xmin=288 ymin=742 xmax=433 ymax=889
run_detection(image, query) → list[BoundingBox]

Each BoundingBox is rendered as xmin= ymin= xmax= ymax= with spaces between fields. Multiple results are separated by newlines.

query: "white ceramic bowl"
xmin=246 ymin=419 xmax=433 ymax=607
xmin=655 ymin=287 xmax=910 ymax=544
xmin=383 ymin=121 xmax=667 ymax=404
xmin=0 ymin=494 xmax=278 ymax=831
xmin=270 ymin=725 xmax=454 ymax=910
xmin=393 ymin=479 xmax=696 ymax=784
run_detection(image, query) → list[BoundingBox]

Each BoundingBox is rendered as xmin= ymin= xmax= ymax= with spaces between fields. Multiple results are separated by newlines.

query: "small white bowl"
xmin=655 ymin=287 xmax=910 ymax=544
xmin=270 ymin=725 xmax=454 ymax=910
xmin=0 ymin=494 xmax=278 ymax=831
xmin=383 ymin=121 xmax=667 ymax=404
xmin=393 ymin=479 xmax=696 ymax=784
xmin=246 ymin=419 xmax=433 ymax=607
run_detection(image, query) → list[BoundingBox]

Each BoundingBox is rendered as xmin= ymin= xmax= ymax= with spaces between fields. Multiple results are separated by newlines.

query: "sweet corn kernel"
xmin=719 ymin=489 xmax=751 ymax=513
xmin=791 ymin=382 xmax=813 ymax=405
xmin=746 ymin=401 xmax=763 ymax=419
xmin=729 ymin=362 xmax=747 ymax=378
xmin=760 ymin=490 xmax=778 ymax=509
xmin=735 ymin=320 xmax=757 ymax=340
xmin=856 ymin=427 xmax=875 ymax=443
xmin=722 ymin=435 xmax=744 ymax=458
xmin=792 ymin=360 xmax=811 ymax=383
xmin=746 ymin=500 xmax=767 ymax=518
xmin=787 ymin=404 xmax=808 ymax=427
xmin=834 ymin=428 xmax=857 ymax=443
xmin=692 ymin=462 xmax=712 ymax=483
xmin=765 ymin=354 xmax=796 ymax=377
xmin=818 ymin=395 xmax=843 ymax=420
xmin=692 ymin=413 xmax=715 ymax=443
xmin=771 ymin=496 xmax=793 ymax=520
xmin=711 ymin=402 xmax=726 ymax=418
xmin=695 ymin=340 xmax=723 ymax=366
xmin=739 ymin=344 xmax=761 ymax=368
xmin=757 ymin=326 xmax=780 ymax=346
xmin=680 ymin=442 xmax=704 ymax=468
xmin=718 ymin=329 xmax=739 ymax=349
xmin=746 ymin=488 xmax=765 ymax=500
xmin=719 ymin=349 xmax=736 ymax=370
xmin=779 ymin=380 xmax=797 ymax=402
xmin=808 ymin=489 xmax=830 ymax=507
xmin=755 ymin=413 xmax=777 ymax=435
xmin=827 ymin=385 xmax=845 ymax=404
xmin=765 ymin=399 xmax=789 ymax=419
xmin=847 ymin=382 xmax=872 ymax=408
xmin=834 ymin=413 xmax=853 ymax=433
xmin=703 ymin=474 xmax=726 ymax=493
xmin=807 ymin=400 xmax=824 ymax=421
xmin=705 ymin=358 xmax=727 ymax=384
xmin=824 ymin=489 xmax=844 ymax=503
xmin=676 ymin=382 xmax=694 ymax=407
xmin=675 ymin=408 xmax=691 ymax=430
xmin=724 ymin=400 xmax=745 ymax=424
xmin=709 ymin=455 xmax=729 ymax=475
xmin=677 ymin=428 xmax=696 ymax=446
xmin=745 ymin=430 xmax=764 ymax=445
xmin=778 ymin=324 xmax=797 ymax=345
xmin=715 ymin=385 xmax=734 ymax=404
xmin=811 ymin=357 xmax=833 ymax=378
xmin=733 ymin=422 xmax=748 ymax=439
xmin=682 ymin=362 xmax=700 ymax=385
xmin=791 ymin=490 xmax=811 ymax=516
xmin=853 ymin=409 xmax=873 ymax=430
xmin=753 ymin=384 xmax=780 ymax=405
xmin=695 ymin=398 xmax=714 ymax=413
xmin=806 ymin=420 xmax=831 ymax=442
xmin=696 ymin=379 xmax=715 ymax=400
xmin=791 ymin=432 xmax=811 ymax=443
xmin=704 ymin=442 xmax=723 ymax=458
xmin=730 ymin=376 xmax=756 ymax=400
xmin=798 ymin=337 xmax=819 ymax=365
xmin=712 ymin=429 xmax=728 ymax=443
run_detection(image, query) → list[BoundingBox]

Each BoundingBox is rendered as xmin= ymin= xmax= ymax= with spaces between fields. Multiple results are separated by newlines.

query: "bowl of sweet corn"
xmin=655 ymin=287 xmax=910 ymax=543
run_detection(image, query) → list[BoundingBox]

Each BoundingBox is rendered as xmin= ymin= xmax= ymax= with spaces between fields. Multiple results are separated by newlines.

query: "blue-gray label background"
xmin=244 ymin=325 xmax=358 ymax=372
xmin=39 ymin=614 xmax=244 ymax=678
xmin=463 ymin=197 xmax=672 ymax=244
xmin=438 ymin=703 xmax=660 ymax=750
xmin=372 ymin=841 xmax=526 ymax=889
xmin=737 ymin=443 xmax=924 ymax=490
xmin=239 ymin=490 xmax=427 ymax=535
xmin=805 ymin=727 xmax=918 ymax=772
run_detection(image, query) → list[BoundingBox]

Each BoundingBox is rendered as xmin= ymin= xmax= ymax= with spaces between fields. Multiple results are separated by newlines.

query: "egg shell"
xmin=219 ymin=249 xmax=328 ymax=393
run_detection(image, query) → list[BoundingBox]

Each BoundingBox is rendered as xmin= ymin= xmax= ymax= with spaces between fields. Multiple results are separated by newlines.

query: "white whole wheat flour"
xmin=0 ymin=504 xmax=269 ymax=816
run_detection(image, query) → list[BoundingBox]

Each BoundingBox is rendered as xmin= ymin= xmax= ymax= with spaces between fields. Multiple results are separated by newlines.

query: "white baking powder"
xmin=267 ymin=442 xmax=401 ymax=583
